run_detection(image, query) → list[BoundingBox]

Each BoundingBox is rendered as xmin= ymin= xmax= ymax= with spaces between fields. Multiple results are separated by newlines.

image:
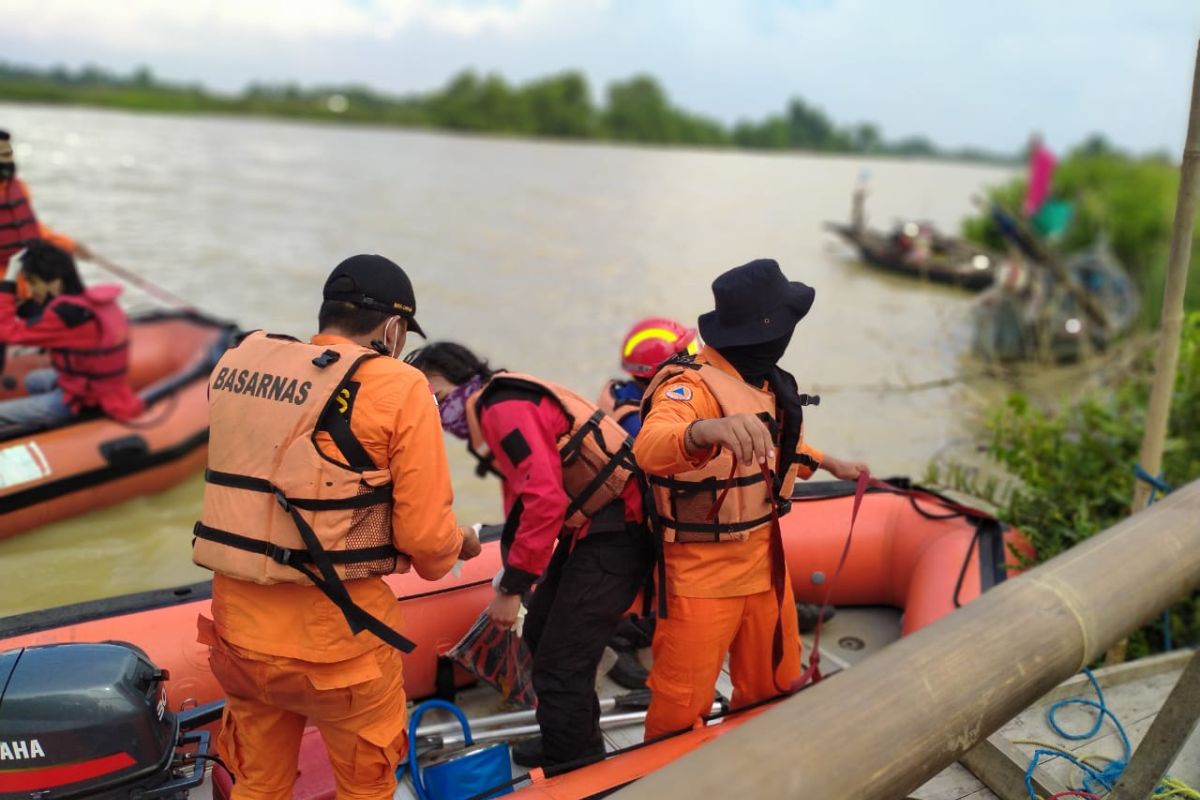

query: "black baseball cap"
xmin=323 ymin=254 xmax=425 ymax=337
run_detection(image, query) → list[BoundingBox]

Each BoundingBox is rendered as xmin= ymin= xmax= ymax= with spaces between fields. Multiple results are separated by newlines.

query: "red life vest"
xmin=0 ymin=179 xmax=41 ymax=266
xmin=45 ymin=285 xmax=144 ymax=420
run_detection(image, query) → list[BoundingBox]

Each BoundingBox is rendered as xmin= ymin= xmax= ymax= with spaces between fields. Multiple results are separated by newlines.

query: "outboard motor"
xmin=0 ymin=643 xmax=214 ymax=799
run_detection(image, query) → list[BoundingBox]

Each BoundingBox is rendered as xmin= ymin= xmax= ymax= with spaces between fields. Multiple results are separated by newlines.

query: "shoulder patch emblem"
xmin=664 ymin=385 xmax=692 ymax=402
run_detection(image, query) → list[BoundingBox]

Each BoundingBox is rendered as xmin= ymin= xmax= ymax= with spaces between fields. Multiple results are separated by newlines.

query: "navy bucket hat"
xmin=697 ymin=258 xmax=815 ymax=348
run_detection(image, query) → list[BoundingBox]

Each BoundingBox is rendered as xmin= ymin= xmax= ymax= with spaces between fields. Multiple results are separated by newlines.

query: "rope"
xmin=89 ymin=253 xmax=195 ymax=311
xmin=1023 ymin=666 xmax=1200 ymax=800
xmin=1022 ymin=668 xmax=1128 ymax=797
xmin=1134 ymin=464 xmax=1176 ymax=650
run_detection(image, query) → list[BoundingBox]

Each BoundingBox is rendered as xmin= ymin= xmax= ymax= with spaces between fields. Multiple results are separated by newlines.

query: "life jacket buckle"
xmin=274 ymin=489 xmax=291 ymax=512
xmin=266 ymin=543 xmax=295 ymax=565
xmin=798 ymin=394 xmax=821 ymax=407
xmin=312 ymin=349 xmax=341 ymax=368
xmin=776 ymin=497 xmax=793 ymax=516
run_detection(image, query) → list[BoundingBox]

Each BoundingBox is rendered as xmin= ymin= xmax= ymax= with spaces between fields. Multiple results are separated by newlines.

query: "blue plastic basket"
xmin=408 ymin=700 xmax=513 ymax=800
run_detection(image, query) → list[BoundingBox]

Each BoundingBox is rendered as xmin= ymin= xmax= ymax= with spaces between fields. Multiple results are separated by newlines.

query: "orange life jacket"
xmin=192 ymin=331 xmax=415 ymax=652
xmin=0 ymin=179 xmax=40 ymax=266
xmin=466 ymin=372 xmax=637 ymax=528
xmin=642 ymin=357 xmax=800 ymax=543
xmin=596 ymin=378 xmax=641 ymax=429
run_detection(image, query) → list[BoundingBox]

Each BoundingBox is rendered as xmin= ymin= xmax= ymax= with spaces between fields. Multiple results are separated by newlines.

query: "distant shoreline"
xmin=0 ymin=61 xmax=1019 ymax=166
xmin=1 ymin=96 xmax=1027 ymax=171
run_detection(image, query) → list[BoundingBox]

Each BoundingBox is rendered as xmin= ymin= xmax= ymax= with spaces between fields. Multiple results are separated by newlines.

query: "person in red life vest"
xmin=0 ymin=241 xmax=143 ymax=431
xmin=405 ymin=342 xmax=653 ymax=770
xmin=634 ymin=258 xmax=869 ymax=739
xmin=193 ymin=255 xmax=482 ymax=800
xmin=597 ymin=317 xmax=699 ymax=438
xmin=0 ymin=129 xmax=92 ymax=270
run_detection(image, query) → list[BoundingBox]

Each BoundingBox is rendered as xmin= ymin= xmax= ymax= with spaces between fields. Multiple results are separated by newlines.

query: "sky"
xmin=3 ymin=0 xmax=1199 ymax=155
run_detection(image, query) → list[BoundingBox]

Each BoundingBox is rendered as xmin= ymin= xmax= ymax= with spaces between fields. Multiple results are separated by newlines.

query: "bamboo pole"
xmin=1107 ymin=40 xmax=1200 ymax=665
xmin=614 ymin=479 xmax=1200 ymax=800
xmin=1131 ymin=40 xmax=1200 ymax=512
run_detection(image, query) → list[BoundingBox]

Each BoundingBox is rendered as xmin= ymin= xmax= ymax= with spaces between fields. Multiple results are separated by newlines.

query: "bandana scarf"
xmin=439 ymin=374 xmax=484 ymax=439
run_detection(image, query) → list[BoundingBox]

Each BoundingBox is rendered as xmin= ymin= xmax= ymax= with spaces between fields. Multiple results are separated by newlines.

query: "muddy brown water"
xmin=0 ymin=102 xmax=1020 ymax=615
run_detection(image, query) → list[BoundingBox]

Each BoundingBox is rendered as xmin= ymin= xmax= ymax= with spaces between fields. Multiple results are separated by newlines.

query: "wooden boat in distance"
xmin=825 ymin=220 xmax=1002 ymax=291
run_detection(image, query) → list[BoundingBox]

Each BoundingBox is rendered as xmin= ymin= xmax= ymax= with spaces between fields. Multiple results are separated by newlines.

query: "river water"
xmin=0 ymin=102 xmax=1014 ymax=616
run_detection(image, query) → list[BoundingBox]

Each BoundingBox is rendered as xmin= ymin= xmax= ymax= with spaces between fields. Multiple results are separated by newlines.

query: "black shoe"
xmin=512 ymin=736 xmax=606 ymax=770
xmin=512 ymin=736 xmax=545 ymax=768
xmin=607 ymin=650 xmax=649 ymax=691
xmin=796 ymin=603 xmax=836 ymax=634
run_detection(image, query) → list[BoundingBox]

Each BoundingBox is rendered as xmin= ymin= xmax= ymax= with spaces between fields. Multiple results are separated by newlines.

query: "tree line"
xmin=0 ymin=60 xmax=1015 ymax=162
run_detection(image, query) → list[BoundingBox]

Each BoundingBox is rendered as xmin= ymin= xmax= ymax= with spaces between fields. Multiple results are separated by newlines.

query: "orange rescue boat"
xmin=0 ymin=310 xmax=238 ymax=538
xmin=0 ymin=481 xmax=1029 ymax=724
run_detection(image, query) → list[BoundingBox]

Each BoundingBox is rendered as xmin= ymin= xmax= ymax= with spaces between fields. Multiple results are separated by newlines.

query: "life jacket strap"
xmin=563 ymin=438 xmax=639 ymax=520
xmin=204 ymin=469 xmax=392 ymax=511
xmin=559 ymin=409 xmax=607 ymax=461
xmin=317 ymin=357 xmax=379 ymax=470
xmin=193 ymin=522 xmax=399 ymax=567
xmin=281 ymin=499 xmax=416 ymax=652
xmin=468 ymin=442 xmax=504 ymax=479
xmin=0 ymin=216 xmax=37 ymax=231
xmin=53 ymin=341 xmax=130 ymax=380
xmin=645 ymin=472 xmax=768 ymax=491
xmin=195 ymin=506 xmax=416 ymax=654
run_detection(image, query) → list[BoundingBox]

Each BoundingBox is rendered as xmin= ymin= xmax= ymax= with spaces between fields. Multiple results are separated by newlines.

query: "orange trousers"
xmin=644 ymin=580 xmax=801 ymax=740
xmin=208 ymin=639 xmax=408 ymax=800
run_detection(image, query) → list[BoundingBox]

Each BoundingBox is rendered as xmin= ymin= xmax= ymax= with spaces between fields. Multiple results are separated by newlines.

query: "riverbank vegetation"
xmin=933 ymin=312 xmax=1200 ymax=657
xmin=961 ymin=140 xmax=1200 ymax=322
xmin=0 ymin=60 xmax=1013 ymax=162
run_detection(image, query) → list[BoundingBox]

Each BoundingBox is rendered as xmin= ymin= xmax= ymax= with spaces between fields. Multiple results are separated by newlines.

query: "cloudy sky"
xmin=4 ymin=0 xmax=1198 ymax=154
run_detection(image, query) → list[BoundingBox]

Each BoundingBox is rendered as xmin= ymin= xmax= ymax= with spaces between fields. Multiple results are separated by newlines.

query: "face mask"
xmin=439 ymin=374 xmax=484 ymax=440
xmin=718 ymin=329 xmax=795 ymax=386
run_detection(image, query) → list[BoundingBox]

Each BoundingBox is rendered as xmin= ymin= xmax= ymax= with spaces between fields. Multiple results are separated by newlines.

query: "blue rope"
xmin=1134 ymin=464 xmax=1176 ymax=650
xmin=1134 ymin=463 xmax=1173 ymax=498
xmin=1025 ymin=668 xmax=1132 ymax=799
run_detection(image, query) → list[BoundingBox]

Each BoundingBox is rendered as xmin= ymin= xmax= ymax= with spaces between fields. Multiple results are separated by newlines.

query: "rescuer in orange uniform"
xmin=634 ymin=258 xmax=869 ymax=739
xmin=192 ymin=254 xmax=481 ymax=800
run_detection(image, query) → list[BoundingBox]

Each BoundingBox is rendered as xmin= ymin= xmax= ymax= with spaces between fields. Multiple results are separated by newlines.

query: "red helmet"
xmin=620 ymin=317 xmax=699 ymax=379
